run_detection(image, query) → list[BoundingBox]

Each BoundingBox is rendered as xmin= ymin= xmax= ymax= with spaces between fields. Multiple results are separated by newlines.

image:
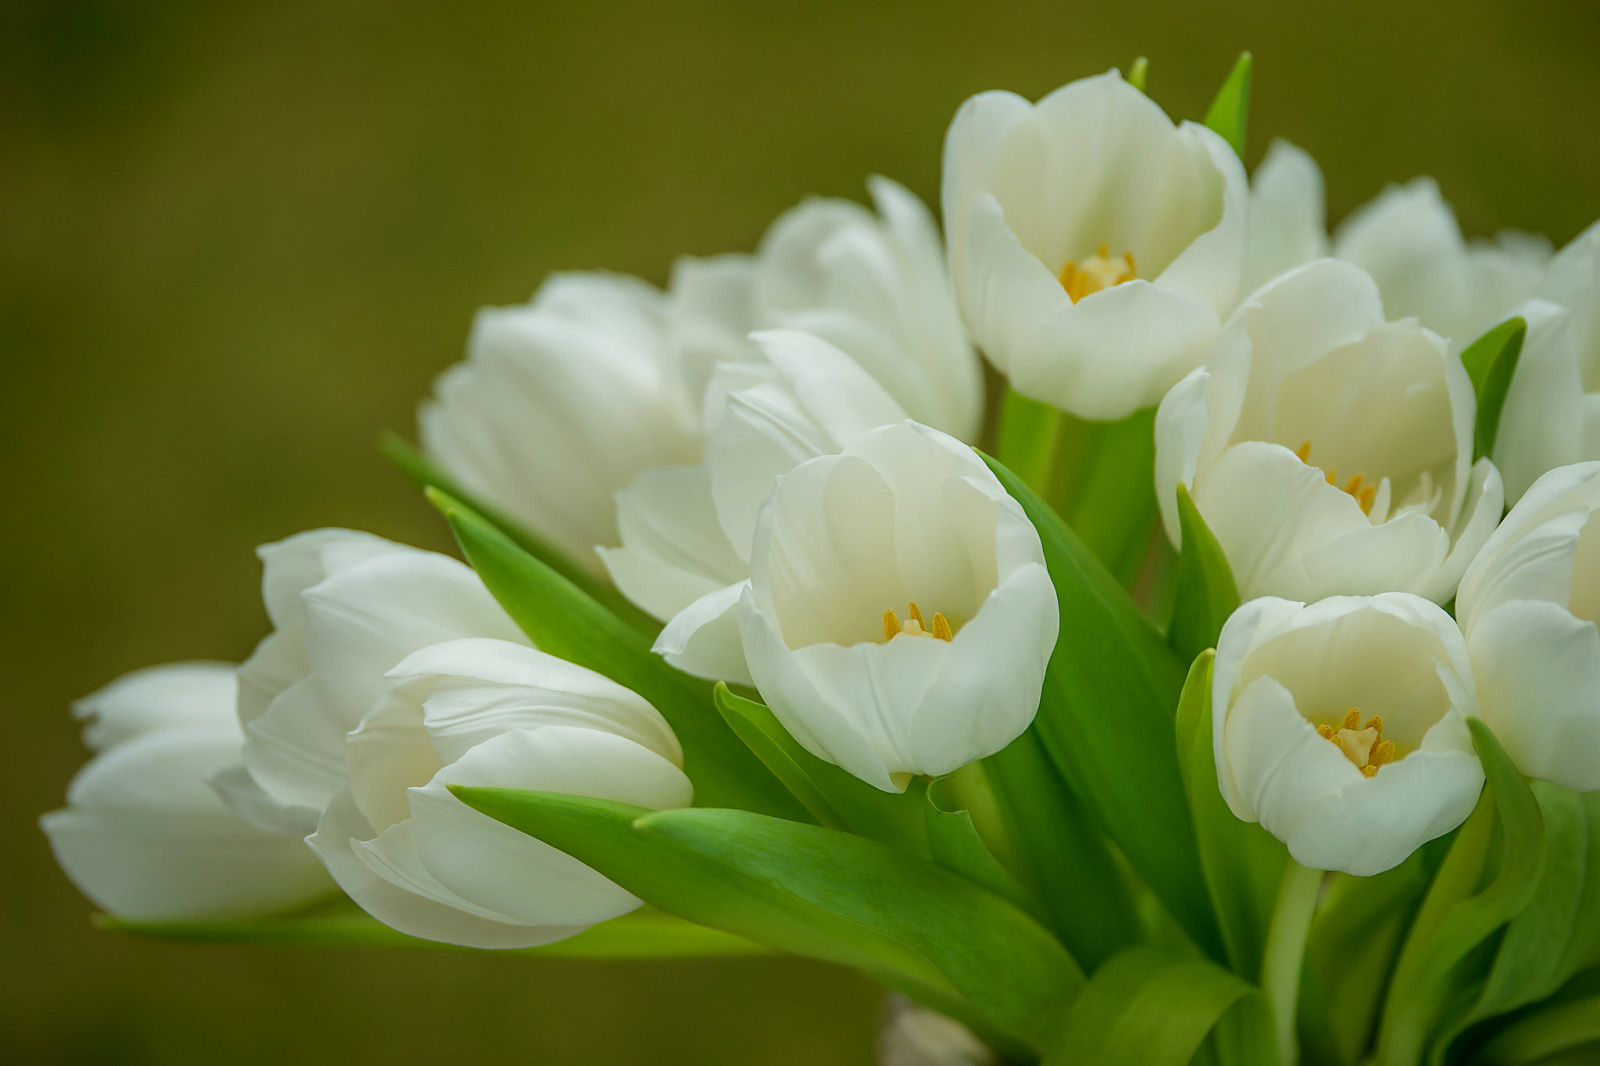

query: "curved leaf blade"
xmin=1458 ymin=317 xmax=1527 ymax=462
xmin=1203 ymin=52 xmax=1253 ymax=159
xmin=1168 ymin=486 xmax=1240 ymax=664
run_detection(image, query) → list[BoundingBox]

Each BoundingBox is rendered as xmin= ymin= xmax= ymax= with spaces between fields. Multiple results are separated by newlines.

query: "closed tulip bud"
xmin=42 ymin=663 xmax=331 ymax=921
xmin=942 ymin=69 xmax=1248 ymax=421
xmin=226 ymin=529 xmax=527 ymax=835
xmin=1457 ymin=461 xmax=1600 ymax=790
xmin=738 ymin=420 xmax=1059 ymax=791
xmin=307 ymin=639 xmax=691 ymax=948
xmin=1213 ymin=595 xmax=1484 ymax=875
xmin=1155 ymin=259 xmax=1504 ymax=604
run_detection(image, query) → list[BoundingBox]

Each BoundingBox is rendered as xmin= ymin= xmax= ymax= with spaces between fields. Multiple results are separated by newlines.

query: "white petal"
xmin=44 ymin=730 xmax=330 ymax=921
xmin=600 ymin=464 xmax=747 ymax=622
xmin=73 ymin=661 xmax=238 ymax=753
xmin=409 ymin=726 xmax=692 ymax=926
xmin=654 ymin=581 xmax=754 ymax=685
xmin=307 ymin=789 xmax=570 ymax=949
xmin=1470 ymin=598 xmax=1600 ymax=790
xmin=1243 ymin=141 xmax=1328 ymax=295
xmin=1493 ymin=300 xmax=1587 ymax=503
xmin=1154 ymin=367 xmax=1212 ymax=546
xmin=211 ymin=764 xmax=320 ymax=837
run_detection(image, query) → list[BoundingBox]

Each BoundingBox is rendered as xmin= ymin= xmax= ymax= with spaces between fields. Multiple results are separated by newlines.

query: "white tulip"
xmin=1213 ymin=595 xmax=1484 ymax=876
xmin=737 ymin=420 xmax=1059 ymax=791
xmin=942 ymin=68 xmax=1248 ymax=421
xmin=307 ymin=638 xmax=692 ymax=949
xmin=599 ymin=330 xmax=913 ymax=684
xmin=756 ymin=177 xmax=984 ymax=440
xmin=225 ymin=529 xmax=527 ymax=836
xmin=1240 ymin=141 xmax=1328 ymax=296
xmin=878 ymin=996 xmax=996 ymax=1066
xmin=420 ymin=270 xmax=721 ymax=572
xmin=1456 ymin=461 xmax=1600 ymax=790
xmin=42 ymin=663 xmax=332 ymax=921
xmin=1155 ymin=259 xmax=1504 ymax=603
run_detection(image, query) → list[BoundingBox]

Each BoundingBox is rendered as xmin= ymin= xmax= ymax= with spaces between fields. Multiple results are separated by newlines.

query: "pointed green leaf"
xmin=1458 ymin=317 xmax=1527 ymax=461
xmin=1045 ymin=947 xmax=1274 ymax=1066
xmin=923 ymin=773 xmax=1040 ymax=918
xmin=1127 ymin=56 xmax=1149 ymax=93
xmin=455 ymin=787 xmax=1082 ymax=1056
xmin=1203 ymin=52 xmax=1253 ymax=159
xmin=1168 ymin=487 xmax=1241 ymax=664
xmin=983 ymin=728 xmax=1142 ymax=971
xmin=1174 ymin=651 xmax=1288 ymax=980
xmin=982 ymin=451 xmax=1222 ymax=960
xmin=1478 ymin=992 xmax=1600 ymax=1065
xmin=996 ymin=385 xmax=1063 ymax=495
xmin=428 ymin=488 xmax=803 ymax=818
xmin=380 ymin=431 xmax=657 ymax=633
xmin=1376 ymin=719 xmax=1546 ymax=1066
xmin=97 ymin=902 xmax=767 ymax=959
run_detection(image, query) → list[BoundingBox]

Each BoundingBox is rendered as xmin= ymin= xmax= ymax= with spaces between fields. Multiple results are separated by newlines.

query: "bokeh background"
xmin=3 ymin=1 xmax=1598 ymax=1062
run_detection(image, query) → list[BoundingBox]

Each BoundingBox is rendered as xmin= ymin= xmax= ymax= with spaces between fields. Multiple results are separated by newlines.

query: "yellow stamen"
xmin=1295 ymin=441 xmax=1377 ymax=515
xmin=1317 ymin=707 xmax=1397 ymax=777
xmin=1058 ymin=241 xmax=1137 ymax=303
xmin=882 ymin=602 xmax=955 ymax=643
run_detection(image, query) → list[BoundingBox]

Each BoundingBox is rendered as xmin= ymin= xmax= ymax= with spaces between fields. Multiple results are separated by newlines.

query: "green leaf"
xmin=1127 ymin=56 xmax=1149 ymax=93
xmin=1435 ymin=786 xmax=1600 ymax=1059
xmin=1375 ymin=719 xmax=1546 ymax=1066
xmin=1174 ymin=651 xmax=1287 ymax=980
xmin=455 ymin=787 xmax=1083 ymax=1056
xmin=982 ymin=451 xmax=1223 ymax=961
xmin=1458 ymin=317 xmax=1527 ymax=461
xmin=1168 ymin=487 xmax=1241 ymax=665
xmin=1045 ymin=947 xmax=1274 ymax=1066
xmin=380 ymin=431 xmax=658 ymax=633
xmin=713 ymin=683 xmax=927 ymax=848
xmin=983 ymin=728 xmax=1143 ymax=971
xmin=1478 ymin=993 xmax=1600 ymax=1064
xmin=96 ymin=901 xmax=767 ymax=959
xmin=1203 ymin=52 xmax=1253 ymax=159
xmin=995 ymin=385 xmax=1063 ymax=495
xmin=428 ymin=488 xmax=803 ymax=818
xmin=923 ymin=773 xmax=1039 ymax=918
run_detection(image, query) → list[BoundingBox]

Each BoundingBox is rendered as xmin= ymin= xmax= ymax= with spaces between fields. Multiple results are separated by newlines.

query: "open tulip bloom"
xmin=42 ymin=55 xmax=1600 ymax=1066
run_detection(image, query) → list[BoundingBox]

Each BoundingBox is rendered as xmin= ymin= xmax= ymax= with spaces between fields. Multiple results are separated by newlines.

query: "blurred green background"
xmin=3 ymin=1 xmax=1598 ymax=1062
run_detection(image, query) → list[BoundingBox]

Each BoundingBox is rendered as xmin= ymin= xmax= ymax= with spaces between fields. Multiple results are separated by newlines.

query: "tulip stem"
xmin=1261 ymin=860 xmax=1324 ymax=1066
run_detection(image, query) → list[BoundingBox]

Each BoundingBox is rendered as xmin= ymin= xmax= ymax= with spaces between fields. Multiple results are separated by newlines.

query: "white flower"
xmin=420 ymin=270 xmax=721 ymax=572
xmin=599 ymin=330 xmax=913 ymax=683
xmin=1155 ymin=259 xmax=1504 ymax=603
xmin=756 ymin=177 xmax=984 ymax=440
xmin=878 ymin=995 xmax=996 ymax=1066
xmin=223 ymin=529 xmax=528 ymax=836
xmin=422 ymin=179 xmax=982 ymax=573
xmin=737 ymin=420 xmax=1059 ymax=791
xmin=42 ymin=663 xmax=331 ymax=921
xmin=1240 ymin=141 xmax=1328 ymax=296
xmin=942 ymin=68 xmax=1248 ymax=421
xmin=1456 ymin=461 xmax=1600 ymax=790
xmin=307 ymin=638 xmax=692 ymax=948
xmin=1213 ymin=595 xmax=1484 ymax=876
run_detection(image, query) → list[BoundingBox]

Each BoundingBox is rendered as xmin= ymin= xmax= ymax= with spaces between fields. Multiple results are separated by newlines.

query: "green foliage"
xmin=1376 ymin=720 xmax=1546 ymax=1065
xmin=428 ymin=487 xmax=802 ymax=818
xmin=982 ymin=451 xmax=1223 ymax=961
xmin=1203 ymin=52 xmax=1253 ymax=158
xmin=97 ymin=902 xmax=767 ymax=959
xmin=453 ymin=787 xmax=1083 ymax=1058
xmin=1458 ymin=317 xmax=1528 ymax=462
xmin=1044 ymin=947 xmax=1274 ymax=1065
xmin=380 ymin=431 xmax=657 ymax=633
xmin=983 ymin=729 xmax=1143 ymax=971
xmin=1127 ymin=56 xmax=1149 ymax=92
xmin=923 ymin=774 xmax=1040 ymax=918
xmin=1174 ymin=652 xmax=1287 ymax=980
xmin=1168 ymin=487 xmax=1241 ymax=664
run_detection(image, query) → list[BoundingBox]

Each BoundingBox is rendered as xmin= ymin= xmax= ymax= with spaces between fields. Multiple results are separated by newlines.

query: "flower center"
xmin=1058 ymin=243 xmax=1136 ymax=303
xmin=1295 ymin=441 xmax=1376 ymax=515
xmin=882 ymin=601 xmax=954 ymax=643
xmin=1316 ymin=708 xmax=1396 ymax=778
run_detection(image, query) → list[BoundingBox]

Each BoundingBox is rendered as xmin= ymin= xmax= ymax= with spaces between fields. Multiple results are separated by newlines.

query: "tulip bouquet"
xmin=43 ymin=54 xmax=1600 ymax=1066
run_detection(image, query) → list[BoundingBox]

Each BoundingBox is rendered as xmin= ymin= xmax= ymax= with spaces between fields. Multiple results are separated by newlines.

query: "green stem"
xmin=1262 ymin=861 xmax=1324 ymax=1065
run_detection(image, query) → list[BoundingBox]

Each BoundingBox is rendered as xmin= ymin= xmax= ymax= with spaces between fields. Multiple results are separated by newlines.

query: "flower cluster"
xmin=43 ymin=57 xmax=1600 ymax=1066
